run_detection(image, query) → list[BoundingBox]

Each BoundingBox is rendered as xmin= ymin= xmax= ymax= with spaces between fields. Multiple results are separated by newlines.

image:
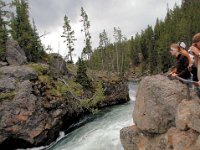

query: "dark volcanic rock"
xmin=6 ymin=40 xmax=27 ymax=65
xmin=0 ymin=65 xmax=83 ymax=149
xmin=0 ymin=63 xmax=128 ymax=149
xmin=99 ymin=81 xmax=129 ymax=107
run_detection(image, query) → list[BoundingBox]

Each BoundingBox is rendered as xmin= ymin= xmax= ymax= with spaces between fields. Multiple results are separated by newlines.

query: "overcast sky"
xmin=11 ymin=0 xmax=182 ymax=61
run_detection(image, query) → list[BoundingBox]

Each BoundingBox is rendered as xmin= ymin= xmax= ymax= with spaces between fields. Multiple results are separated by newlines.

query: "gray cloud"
xmin=28 ymin=0 xmax=84 ymax=31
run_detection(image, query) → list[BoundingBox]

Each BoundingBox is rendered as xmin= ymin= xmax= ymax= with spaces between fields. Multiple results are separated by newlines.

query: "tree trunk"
xmin=101 ymin=48 xmax=104 ymax=70
xmin=115 ymin=43 xmax=119 ymax=74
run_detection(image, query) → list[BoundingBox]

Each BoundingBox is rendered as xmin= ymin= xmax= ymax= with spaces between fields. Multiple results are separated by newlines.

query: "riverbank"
xmin=0 ymin=50 xmax=129 ymax=150
xmin=0 ymin=65 xmax=129 ymax=149
xmin=45 ymin=82 xmax=137 ymax=150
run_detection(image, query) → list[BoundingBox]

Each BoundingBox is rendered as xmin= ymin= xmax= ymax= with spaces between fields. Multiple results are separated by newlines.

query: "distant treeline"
xmin=89 ymin=0 xmax=200 ymax=75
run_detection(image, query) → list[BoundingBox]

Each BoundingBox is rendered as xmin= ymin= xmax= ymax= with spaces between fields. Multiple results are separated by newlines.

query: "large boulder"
xmin=0 ymin=77 xmax=16 ymax=92
xmin=6 ymin=40 xmax=27 ymax=65
xmin=121 ymin=74 xmax=200 ymax=150
xmin=0 ymin=66 xmax=37 ymax=80
xmin=49 ymin=53 xmax=68 ymax=77
xmin=133 ymin=75 xmax=188 ymax=134
xmin=120 ymin=125 xmax=169 ymax=150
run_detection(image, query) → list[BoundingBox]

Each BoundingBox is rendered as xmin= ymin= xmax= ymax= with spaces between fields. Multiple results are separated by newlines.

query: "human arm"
xmin=180 ymin=49 xmax=193 ymax=68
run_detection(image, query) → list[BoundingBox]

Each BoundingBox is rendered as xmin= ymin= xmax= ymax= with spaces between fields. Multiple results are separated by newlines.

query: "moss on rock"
xmin=0 ymin=91 xmax=15 ymax=100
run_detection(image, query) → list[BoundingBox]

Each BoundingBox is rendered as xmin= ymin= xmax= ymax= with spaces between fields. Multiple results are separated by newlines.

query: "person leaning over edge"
xmin=178 ymin=42 xmax=193 ymax=68
xmin=178 ymin=41 xmax=198 ymax=81
xmin=189 ymin=33 xmax=200 ymax=85
xmin=169 ymin=43 xmax=191 ymax=79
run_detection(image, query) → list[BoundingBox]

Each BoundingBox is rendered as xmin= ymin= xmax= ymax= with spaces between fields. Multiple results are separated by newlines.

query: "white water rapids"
xmin=20 ymin=82 xmax=137 ymax=150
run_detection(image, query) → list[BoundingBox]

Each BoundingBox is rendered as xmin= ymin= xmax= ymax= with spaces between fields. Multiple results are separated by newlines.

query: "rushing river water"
xmin=21 ymin=82 xmax=137 ymax=150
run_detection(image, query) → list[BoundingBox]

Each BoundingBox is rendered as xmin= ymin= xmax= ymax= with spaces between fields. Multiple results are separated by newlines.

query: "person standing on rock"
xmin=189 ymin=33 xmax=200 ymax=85
xmin=169 ymin=43 xmax=191 ymax=79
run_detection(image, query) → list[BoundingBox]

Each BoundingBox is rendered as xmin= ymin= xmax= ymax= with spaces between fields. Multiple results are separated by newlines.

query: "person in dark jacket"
xmin=169 ymin=43 xmax=191 ymax=79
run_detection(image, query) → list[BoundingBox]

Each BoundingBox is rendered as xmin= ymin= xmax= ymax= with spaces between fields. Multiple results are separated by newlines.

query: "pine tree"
xmin=76 ymin=57 xmax=92 ymax=89
xmin=131 ymin=34 xmax=140 ymax=66
xmin=10 ymin=0 xmax=44 ymax=62
xmin=80 ymin=7 xmax=92 ymax=60
xmin=98 ymin=32 xmax=104 ymax=70
xmin=90 ymin=0 xmax=200 ymax=75
xmin=61 ymin=15 xmax=76 ymax=63
xmin=31 ymin=19 xmax=45 ymax=61
xmin=0 ymin=0 xmax=8 ymax=61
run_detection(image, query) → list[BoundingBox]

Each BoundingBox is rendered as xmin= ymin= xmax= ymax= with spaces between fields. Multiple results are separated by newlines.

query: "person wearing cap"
xmin=178 ymin=42 xmax=193 ymax=69
xmin=189 ymin=33 xmax=200 ymax=85
xmin=169 ymin=43 xmax=191 ymax=79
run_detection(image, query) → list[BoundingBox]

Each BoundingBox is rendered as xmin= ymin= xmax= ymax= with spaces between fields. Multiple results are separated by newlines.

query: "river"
xmin=21 ymin=82 xmax=137 ymax=150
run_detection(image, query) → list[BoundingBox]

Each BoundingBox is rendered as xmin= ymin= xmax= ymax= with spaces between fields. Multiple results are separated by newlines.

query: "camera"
xmin=188 ymin=49 xmax=194 ymax=55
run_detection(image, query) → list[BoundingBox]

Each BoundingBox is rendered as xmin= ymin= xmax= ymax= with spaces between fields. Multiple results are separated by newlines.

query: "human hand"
xmin=171 ymin=73 xmax=177 ymax=77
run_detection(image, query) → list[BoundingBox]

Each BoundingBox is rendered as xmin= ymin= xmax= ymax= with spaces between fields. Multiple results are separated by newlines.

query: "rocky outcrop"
xmin=120 ymin=74 xmax=200 ymax=150
xmin=0 ymin=65 xmax=83 ymax=149
xmin=6 ymin=40 xmax=27 ymax=65
xmin=0 ymin=66 xmax=37 ymax=80
xmin=99 ymin=81 xmax=129 ymax=107
xmin=0 ymin=63 xmax=129 ymax=149
xmin=49 ymin=53 xmax=68 ymax=77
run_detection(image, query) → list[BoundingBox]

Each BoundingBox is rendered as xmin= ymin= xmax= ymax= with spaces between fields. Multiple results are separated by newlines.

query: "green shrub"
xmin=57 ymin=80 xmax=84 ymax=97
xmin=0 ymin=92 xmax=15 ymax=100
xmin=76 ymin=57 xmax=92 ymax=89
xmin=80 ymin=81 xmax=105 ymax=109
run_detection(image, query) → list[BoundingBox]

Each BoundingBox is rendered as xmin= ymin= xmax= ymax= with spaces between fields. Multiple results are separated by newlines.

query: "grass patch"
xmin=27 ymin=63 xmax=49 ymax=75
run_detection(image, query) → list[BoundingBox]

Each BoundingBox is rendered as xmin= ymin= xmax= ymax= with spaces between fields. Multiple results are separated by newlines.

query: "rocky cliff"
xmin=0 ymin=41 xmax=129 ymax=149
xmin=120 ymin=74 xmax=200 ymax=150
